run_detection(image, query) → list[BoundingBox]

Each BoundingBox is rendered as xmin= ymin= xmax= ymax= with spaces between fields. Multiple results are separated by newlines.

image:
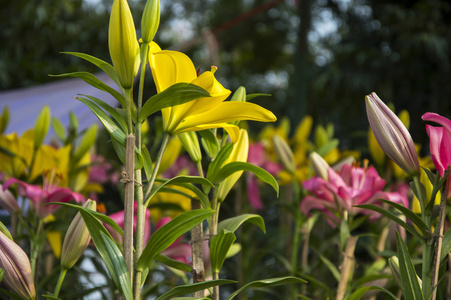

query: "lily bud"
xmin=309 ymin=152 xmax=329 ymax=180
xmin=273 ymin=134 xmax=295 ymax=174
xmin=61 ymin=200 xmax=96 ymax=270
xmin=109 ymin=0 xmax=139 ymax=89
xmin=0 ymin=231 xmax=36 ymax=299
xmin=141 ymin=0 xmax=160 ymax=43
xmin=178 ymin=131 xmax=202 ymax=163
xmin=0 ymin=184 xmax=20 ymax=213
xmin=365 ymin=93 xmax=420 ymax=176
xmin=388 ymin=256 xmax=422 ymax=289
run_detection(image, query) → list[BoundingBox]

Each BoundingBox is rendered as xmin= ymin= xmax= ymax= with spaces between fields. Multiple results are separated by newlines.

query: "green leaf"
xmin=76 ymin=97 xmax=127 ymax=146
xmin=210 ymin=230 xmax=236 ymax=273
xmin=112 ymin=138 xmax=144 ymax=170
xmin=0 ymin=221 xmax=12 ymax=241
xmin=69 ymin=111 xmax=78 ymax=131
xmin=316 ymin=139 xmax=339 ymax=157
xmin=215 ymin=162 xmax=279 ymax=197
xmin=227 ymin=277 xmax=306 ymax=300
xmin=0 ymin=268 xmax=3 ymax=284
xmin=51 ymin=117 xmax=66 ymax=142
xmin=318 ymin=254 xmax=341 ymax=282
xmin=77 ymin=209 xmax=132 ymax=300
xmin=61 ymin=52 xmax=121 ymax=88
xmin=0 ymin=106 xmax=10 ymax=134
xmin=441 ymin=229 xmax=451 ymax=262
xmin=51 ymin=72 xmax=126 ymax=107
xmin=199 ymin=129 xmax=220 ymax=160
xmin=99 ymin=231 xmax=133 ymax=300
xmin=142 ymin=145 xmax=154 ymax=180
xmin=340 ymin=221 xmax=350 ymax=252
xmin=155 ymin=254 xmax=192 ymax=272
xmin=42 ymin=295 xmax=62 ymax=300
xmin=356 ymin=204 xmax=426 ymax=243
xmin=206 ymin=143 xmax=233 ymax=182
xmin=34 ymin=106 xmax=50 ymax=149
xmin=156 ymin=280 xmax=236 ymax=300
xmin=246 ymin=93 xmax=271 ymax=101
xmin=144 ymin=176 xmax=213 ymax=207
xmin=396 ymin=232 xmax=424 ymax=300
xmin=378 ymin=199 xmax=430 ymax=237
xmin=348 ymin=286 xmax=398 ymax=300
xmin=139 ymin=83 xmax=210 ymax=122
xmin=217 ymin=214 xmax=266 ymax=234
xmin=80 ymin=94 xmax=128 ymax=134
xmin=74 ymin=124 xmax=98 ymax=163
xmin=137 ymin=209 xmax=215 ymax=271
xmin=50 ymin=202 xmax=124 ymax=235
xmin=157 ymin=180 xmax=210 ymax=209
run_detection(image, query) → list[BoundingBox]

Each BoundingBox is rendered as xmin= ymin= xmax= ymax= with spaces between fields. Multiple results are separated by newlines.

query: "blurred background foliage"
xmin=2 ymin=0 xmax=451 ymax=150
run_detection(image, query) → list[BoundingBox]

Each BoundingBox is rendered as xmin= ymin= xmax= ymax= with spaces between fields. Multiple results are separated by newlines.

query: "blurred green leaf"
xmin=210 ymin=230 xmax=236 ymax=273
xmin=217 ymin=214 xmax=266 ymax=234
xmin=156 ymin=280 xmax=236 ymax=300
xmin=227 ymin=277 xmax=307 ymax=300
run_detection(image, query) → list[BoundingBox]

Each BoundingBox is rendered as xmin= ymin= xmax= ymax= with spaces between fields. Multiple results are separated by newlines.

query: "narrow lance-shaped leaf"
xmin=210 ymin=230 xmax=236 ymax=273
xmin=34 ymin=106 xmax=50 ymax=149
xmin=348 ymin=286 xmax=398 ymax=300
xmin=51 ymin=117 xmax=66 ymax=142
xmin=199 ymin=129 xmax=220 ymax=160
xmin=137 ymin=209 xmax=215 ymax=271
xmin=206 ymin=143 xmax=233 ymax=183
xmin=51 ymin=72 xmax=126 ymax=107
xmin=156 ymin=280 xmax=236 ymax=300
xmin=217 ymin=214 xmax=266 ymax=234
xmin=139 ymin=83 xmax=210 ymax=122
xmin=227 ymin=277 xmax=307 ymax=300
xmin=356 ymin=204 xmax=426 ymax=243
xmin=215 ymin=162 xmax=279 ymax=197
xmin=74 ymin=124 xmax=98 ymax=163
xmin=396 ymin=232 xmax=424 ymax=300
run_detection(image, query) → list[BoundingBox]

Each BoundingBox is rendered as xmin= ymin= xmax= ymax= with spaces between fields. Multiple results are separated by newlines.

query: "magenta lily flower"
xmin=301 ymin=163 xmax=408 ymax=226
xmin=3 ymin=178 xmax=84 ymax=218
xmin=422 ymin=112 xmax=451 ymax=197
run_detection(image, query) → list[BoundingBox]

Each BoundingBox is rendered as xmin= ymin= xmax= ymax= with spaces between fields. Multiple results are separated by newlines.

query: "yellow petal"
xmin=175 ymin=101 xmax=276 ymax=134
xmin=47 ymin=231 xmax=62 ymax=259
xmin=294 ymin=115 xmax=313 ymax=144
xmin=158 ymin=136 xmax=182 ymax=174
xmin=149 ymin=50 xmax=197 ymax=92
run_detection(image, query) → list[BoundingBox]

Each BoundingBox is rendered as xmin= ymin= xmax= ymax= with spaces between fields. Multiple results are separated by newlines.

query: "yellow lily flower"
xmin=218 ymin=129 xmax=249 ymax=202
xmin=0 ymin=130 xmax=34 ymax=179
xmin=148 ymin=42 xmax=276 ymax=142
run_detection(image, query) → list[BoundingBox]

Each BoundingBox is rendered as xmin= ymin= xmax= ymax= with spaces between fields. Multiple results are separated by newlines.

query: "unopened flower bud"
xmin=0 ymin=231 xmax=35 ymax=299
xmin=309 ymin=152 xmax=329 ymax=180
xmin=109 ymin=0 xmax=140 ymax=89
xmin=0 ymin=184 xmax=20 ymax=213
xmin=365 ymin=93 xmax=420 ymax=176
xmin=178 ymin=131 xmax=202 ymax=163
xmin=141 ymin=0 xmax=160 ymax=43
xmin=61 ymin=200 xmax=96 ymax=270
xmin=273 ymin=134 xmax=295 ymax=174
xmin=388 ymin=256 xmax=421 ymax=289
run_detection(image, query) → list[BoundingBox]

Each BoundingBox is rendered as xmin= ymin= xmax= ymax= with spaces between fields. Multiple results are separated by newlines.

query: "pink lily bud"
xmin=0 ymin=184 xmax=20 ymax=213
xmin=365 ymin=93 xmax=420 ymax=176
xmin=61 ymin=200 xmax=96 ymax=270
xmin=0 ymin=231 xmax=36 ymax=299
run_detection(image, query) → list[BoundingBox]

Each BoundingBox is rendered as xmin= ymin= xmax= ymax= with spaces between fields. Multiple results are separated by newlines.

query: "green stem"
xmin=143 ymin=134 xmax=170 ymax=205
xmin=54 ymin=267 xmax=68 ymax=298
xmin=30 ymin=219 xmax=44 ymax=280
xmin=211 ymin=193 xmax=221 ymax=300
xmin=290 ymin=177 xmax=302 ymax=299
xmin=133 ymin=42 xmax=149 ymax=300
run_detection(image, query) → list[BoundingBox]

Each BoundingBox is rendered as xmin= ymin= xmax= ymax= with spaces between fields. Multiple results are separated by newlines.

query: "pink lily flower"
xmin=246 ymin=142 xmax=282 ymax=210
xmin=301 ymin=163 xmax=408 ymax=227
xmin=3 ymin=178 xmax=84 ymax=218
xmin=156 ymin=217 xmax=191 ymax=264
xmin=422 ymin=112 xmax=451 ymax=197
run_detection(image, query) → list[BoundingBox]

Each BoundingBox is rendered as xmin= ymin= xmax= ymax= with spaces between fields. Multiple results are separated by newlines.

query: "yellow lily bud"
xmin=109 ymin=0 xmax=139 ymax=89
xmin=141 ymin=0 xmax=160 ymax=43
xmin=218 ymin=129 xmax=249 ymax=202
xmin=178 ymin=131 xmax=202 ymax=163
xmin=61 ymin=200 xmax=96 ymax=270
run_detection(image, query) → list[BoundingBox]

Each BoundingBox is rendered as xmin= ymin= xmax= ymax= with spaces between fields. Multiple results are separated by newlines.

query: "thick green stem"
xmin=54 ymin=267 xmax=68 ymax=298
xmin=210 ymin=192 xmax=220 ymax=300
xmin=133 ymin=42 xmax=149 ymax=300
xmin=123 ymin=88 xmax=135 ymax=284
